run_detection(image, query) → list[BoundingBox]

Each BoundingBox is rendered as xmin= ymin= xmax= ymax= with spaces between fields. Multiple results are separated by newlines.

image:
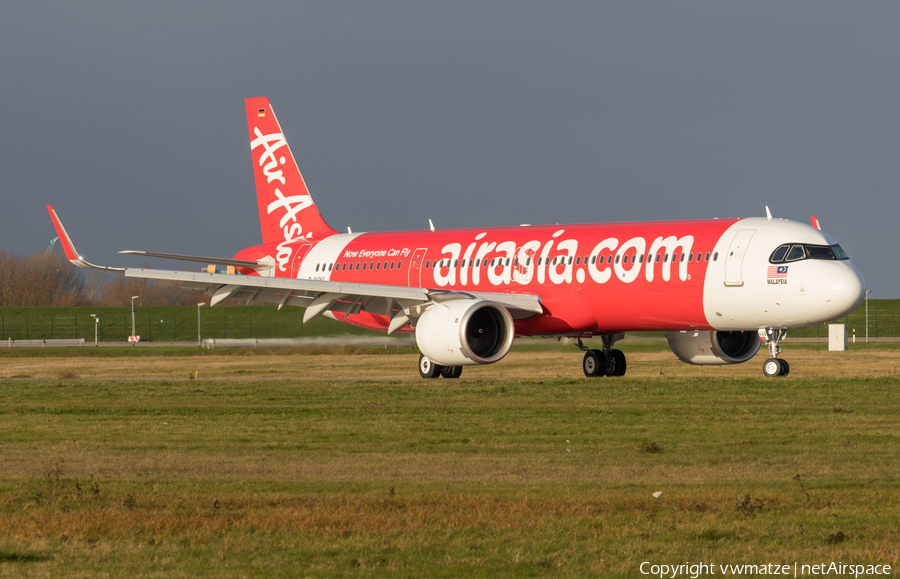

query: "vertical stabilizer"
xmin=245 ymin=97 xmax=337 ymax=245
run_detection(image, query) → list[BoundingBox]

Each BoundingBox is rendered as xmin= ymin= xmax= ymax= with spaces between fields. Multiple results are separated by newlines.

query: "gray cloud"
xmin=1 ymin=1 xmax=896 ymax=295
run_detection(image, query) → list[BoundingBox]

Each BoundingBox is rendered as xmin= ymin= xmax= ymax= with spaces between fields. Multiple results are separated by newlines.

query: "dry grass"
xmin=2 ymin=341 xmax=899 ymax=381
xmin=0 ymin=344 xmax=898 ymax=577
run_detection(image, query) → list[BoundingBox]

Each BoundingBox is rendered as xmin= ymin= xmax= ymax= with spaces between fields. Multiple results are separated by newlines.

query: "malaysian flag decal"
xmin=767 ymin=265 xmax=788 ymax=279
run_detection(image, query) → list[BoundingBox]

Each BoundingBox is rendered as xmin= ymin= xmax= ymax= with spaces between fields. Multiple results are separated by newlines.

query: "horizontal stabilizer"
xmin=119 ymin=250 xmax=266 ymax=269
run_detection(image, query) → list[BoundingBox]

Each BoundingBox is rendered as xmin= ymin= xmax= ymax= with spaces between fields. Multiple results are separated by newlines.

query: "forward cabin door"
xmin=724 ymin=230 xmax=755 ymax=287
xmin=408 ymin=248 xmax=428 ymax=287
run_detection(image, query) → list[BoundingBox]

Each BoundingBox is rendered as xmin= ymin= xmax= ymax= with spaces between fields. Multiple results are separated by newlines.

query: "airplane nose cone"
xmin=824 ymin=262 xmax=866 ymax=319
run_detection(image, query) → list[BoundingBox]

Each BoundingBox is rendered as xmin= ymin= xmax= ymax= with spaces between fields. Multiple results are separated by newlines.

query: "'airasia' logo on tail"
xmin=251 ymin=127 xmax=312 ymax=271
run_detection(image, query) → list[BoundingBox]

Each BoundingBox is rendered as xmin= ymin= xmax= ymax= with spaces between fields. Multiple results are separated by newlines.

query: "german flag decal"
xmin=258 ymin=108 xmax=266 ymax=117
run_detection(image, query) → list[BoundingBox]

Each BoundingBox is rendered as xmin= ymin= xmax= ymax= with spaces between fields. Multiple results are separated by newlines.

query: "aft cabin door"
xmin=724 ymin=230 xmax=755 ymax=286
xmin=290 ymin=244 xmax=313 ymax=279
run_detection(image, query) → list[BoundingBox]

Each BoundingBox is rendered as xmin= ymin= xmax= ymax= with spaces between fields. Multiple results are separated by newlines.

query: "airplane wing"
xmin=48 ymin=205 xmax=542 ymax=333
xmin=47 ymin=205 xmax=124 ymax=271
xmin=48 ymin=206 xmax=272 ymax=272
xmin=125 ymin=267 xmax=543 ymax=333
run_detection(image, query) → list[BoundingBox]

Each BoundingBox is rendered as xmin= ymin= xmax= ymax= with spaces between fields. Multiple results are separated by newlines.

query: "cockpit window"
xmin=785 ymin=245 xmax=806 ymax=262
xmin=770 ymin=245 xmax=790 ymax=263
xmin=831 ymin=244 xmax=849 ymax=260
xmin=805 ymin=245 xmax=836 ymax=260
xmin=770 ymin=243 xmax=850 ymax=264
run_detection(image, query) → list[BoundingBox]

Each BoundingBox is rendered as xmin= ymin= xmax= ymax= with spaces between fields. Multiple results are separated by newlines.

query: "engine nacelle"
xmin=415 ymin=299 xmax=515 ymax=366
xmin=666 ymin=330 xmax=761 ymax=365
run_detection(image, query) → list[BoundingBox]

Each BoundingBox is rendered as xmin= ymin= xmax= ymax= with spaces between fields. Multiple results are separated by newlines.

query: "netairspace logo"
xmin=639 ymin=561 xmax=891 ymax=578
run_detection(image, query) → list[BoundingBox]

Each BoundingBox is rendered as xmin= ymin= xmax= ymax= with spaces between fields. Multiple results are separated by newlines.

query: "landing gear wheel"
xmin=440 ymin=365 xmax=463 ymax=379
xmin=418 ymin=354 xmax=441 ymax=379
xmin=778 ymin=359 xmax=790 ymax=377
xmin=583 ymin=349 xmax=605 ymax=377
xmin=763 ymin=358 xmax=782 ymax=377
xmin=608 ymin=349 xmax=627 ymax=377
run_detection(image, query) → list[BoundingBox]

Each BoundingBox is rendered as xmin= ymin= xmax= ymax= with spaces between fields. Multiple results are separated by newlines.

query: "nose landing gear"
xmin=761 ymin=327 xmax=790 ymax=377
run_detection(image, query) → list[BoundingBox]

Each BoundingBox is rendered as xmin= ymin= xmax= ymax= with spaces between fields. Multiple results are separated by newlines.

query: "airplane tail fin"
xmin=245 ymin=97 xmax=337 ymax=245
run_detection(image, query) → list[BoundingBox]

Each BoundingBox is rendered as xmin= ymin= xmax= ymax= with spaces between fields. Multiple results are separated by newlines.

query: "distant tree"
xmin=0 ymin=248 xmax=233 ymax=307
xmin=0 ymin=250 xmax=88 ymax=306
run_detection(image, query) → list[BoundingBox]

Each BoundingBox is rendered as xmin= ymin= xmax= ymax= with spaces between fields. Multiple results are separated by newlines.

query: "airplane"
xmin=47 ymin=96 xmax=866 ymax=379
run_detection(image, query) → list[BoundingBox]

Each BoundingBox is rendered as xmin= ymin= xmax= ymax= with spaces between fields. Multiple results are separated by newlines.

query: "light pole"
xmin=197 ymin=302 xmax=206 ymax=347
xmin=130 ymin=295 xmax=139 ymax=345
xmin=865 ymin=290 xmax=872 ymax=343
xmin=90 ymin=314 xmax=100 ymax=347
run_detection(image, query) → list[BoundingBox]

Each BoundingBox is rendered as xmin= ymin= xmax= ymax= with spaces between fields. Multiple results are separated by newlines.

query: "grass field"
xmin=0 ymin=342 xmax=898 ymax=577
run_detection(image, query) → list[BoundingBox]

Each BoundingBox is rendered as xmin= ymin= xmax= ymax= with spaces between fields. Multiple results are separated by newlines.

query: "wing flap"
xmin=126 ymin=268 xmax=543 ymax=321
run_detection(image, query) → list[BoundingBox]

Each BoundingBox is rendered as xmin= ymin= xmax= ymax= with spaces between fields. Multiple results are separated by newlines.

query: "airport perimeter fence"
xmin=1 ymin=302 xmax=898 ymax=343
xmin=786 ymin=310 xmax=898 ymax=339
xmin=0 ymin=308 xmax=355 ymax=343
xmin=1 ymin=310 xmax=899 ymax=343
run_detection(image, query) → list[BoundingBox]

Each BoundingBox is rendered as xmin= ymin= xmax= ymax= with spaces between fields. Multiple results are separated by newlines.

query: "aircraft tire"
xmin=609 ymin=349 xmax=627 ymax=377
xmin=418 ymin=354 xmax=441 ymax=379
xmin=441 ymin=365 xmax=463 ymax=379
xmin=778 ymin=359 xmax=790 ymax=377
xmin=763 ymin=358 xmax=782 ymax=377
xmin=583 ymin=349 xmax=605 ymax=377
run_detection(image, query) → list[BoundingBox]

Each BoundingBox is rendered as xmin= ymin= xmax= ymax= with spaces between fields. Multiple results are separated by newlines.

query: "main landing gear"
xmin=418 ymin=354 xmax=463 ymax=379
xmin=579 ymin=334 xmax=627 ymax=378
xmin=761 ymin=327 xmax=790 ymax=377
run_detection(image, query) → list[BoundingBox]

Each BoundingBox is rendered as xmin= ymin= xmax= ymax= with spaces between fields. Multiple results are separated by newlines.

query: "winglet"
xmin=810 ymin=215 xmax=821 ymax=230
xmin=46 ymin=206 xmax=124 ymax=271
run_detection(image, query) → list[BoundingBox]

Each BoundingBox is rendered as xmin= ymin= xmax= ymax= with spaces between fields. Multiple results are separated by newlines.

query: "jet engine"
xmin=666 ymin=330 xmax=761 ymax=365
xmin=415 ymin=299 xmax=515 ymax=366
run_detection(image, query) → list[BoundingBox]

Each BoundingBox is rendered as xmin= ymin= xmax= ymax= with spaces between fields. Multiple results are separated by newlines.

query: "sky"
xmin=2 ymin=2 xmax=898 ymax=296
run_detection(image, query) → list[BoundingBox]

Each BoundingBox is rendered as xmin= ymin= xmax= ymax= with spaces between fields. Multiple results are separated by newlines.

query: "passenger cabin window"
xmin=712 ymin=252 xmax=718 ymax=261
xmin=705 ymin=252 xmax=710 ymax=261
